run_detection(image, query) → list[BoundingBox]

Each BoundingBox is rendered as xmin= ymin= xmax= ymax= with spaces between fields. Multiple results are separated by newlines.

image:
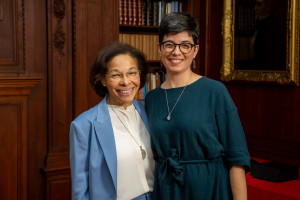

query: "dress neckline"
xmin=158 ymin=76 xmax=206 ymax=91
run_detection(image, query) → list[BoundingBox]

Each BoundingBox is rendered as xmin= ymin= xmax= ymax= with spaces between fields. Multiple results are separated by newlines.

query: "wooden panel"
xmin=73 ymin=0 xmax=92 ymax=117
xmin=0 ymin=104 xmax=20 ymax=200
xmin=227 ymin=83 xmax=300 ymax=166
xmin=0 ymin=77 xmax=39 ymax=200
xmin=45 ymin=168 xmax=71 ymax=200
xmin=45 ymin=0 xmax=73 ymax=169
xmin=43 ymin=0 xmax=73 ymax=198
xmin=0 ymin=0 xmax=24 ymax=73
xmin=73 ymin=0 xmax=118 ymax=117
xmin=247 ymin=135 xmax=300 ymax=165
xmin=0 ymin=4 xmax=4 ymax=20
xmin=47 ymin=177 xmax=71 ymax=200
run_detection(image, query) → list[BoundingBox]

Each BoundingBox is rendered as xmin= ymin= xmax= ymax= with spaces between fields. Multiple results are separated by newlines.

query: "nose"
xmin=172 ymin=44 xmax=181 ymax=55
xmin=119 ymin=74 xmax=130 ymax=85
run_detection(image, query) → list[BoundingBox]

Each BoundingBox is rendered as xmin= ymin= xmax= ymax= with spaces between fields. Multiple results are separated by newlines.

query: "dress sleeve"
xmin=69 ymin=121 xmax=90 ymax=200
xmin=216 ymin=110 xmax=250 ymax=173
xmin=214 ymin=84 xmax=250 ymax=172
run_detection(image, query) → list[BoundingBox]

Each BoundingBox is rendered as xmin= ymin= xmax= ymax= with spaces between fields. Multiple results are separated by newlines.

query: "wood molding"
xmin=44 ymin=152 xmax=70 ymax=169
xmin=0 ymin=77 xmax=41 ymax=95
xmin=53 ymin=0 xmax=66 ymax=64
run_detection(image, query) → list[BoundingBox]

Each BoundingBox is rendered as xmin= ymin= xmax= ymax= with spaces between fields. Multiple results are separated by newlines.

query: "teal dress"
xmin=145 ymin=77 xmax=250 ymax=200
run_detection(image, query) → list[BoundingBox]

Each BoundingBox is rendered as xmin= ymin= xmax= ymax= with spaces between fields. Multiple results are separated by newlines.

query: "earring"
xmin=192 ymin=59 xmax=196 ymax=69
xmin=160 ymin=61 xmax=164 ymax=68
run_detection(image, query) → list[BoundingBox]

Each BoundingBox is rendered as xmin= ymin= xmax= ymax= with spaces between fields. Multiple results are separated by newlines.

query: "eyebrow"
xmin=107 ymin=67 xmax=138 ymax=73
xmin=163 ymin=40 xmax=193 ymax=43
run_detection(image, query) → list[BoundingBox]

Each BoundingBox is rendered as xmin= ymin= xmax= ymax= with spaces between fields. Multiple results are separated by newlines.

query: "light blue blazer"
xmin=69 ymin=96 xmax=149 ymax=200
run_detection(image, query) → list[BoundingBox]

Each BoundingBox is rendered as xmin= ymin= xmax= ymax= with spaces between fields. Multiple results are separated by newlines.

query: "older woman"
xmin=145 ymin=12 xmax=250 ymax=200
xmin=70 ymin=42 xmax=155 ymax=200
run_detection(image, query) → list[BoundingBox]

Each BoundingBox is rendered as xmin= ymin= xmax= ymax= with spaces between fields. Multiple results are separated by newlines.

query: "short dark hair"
xmin=159 ymin=12 xmax=199 ymax=45
xmin=90 ymin=42 xmax=148 ymax=97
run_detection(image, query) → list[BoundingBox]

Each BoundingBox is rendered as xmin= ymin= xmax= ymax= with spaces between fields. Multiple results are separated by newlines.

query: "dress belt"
xmin=157 ymin=149 xmax=223 ymax=186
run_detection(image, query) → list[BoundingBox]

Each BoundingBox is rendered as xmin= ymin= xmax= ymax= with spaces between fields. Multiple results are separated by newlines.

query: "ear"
xmin=193 ymin=44 xmax=200 ymax=58
xmin=100 ymin=76 xmax=107 ymax=87
xmin=158 ymin=43 xmax=162 ymax=55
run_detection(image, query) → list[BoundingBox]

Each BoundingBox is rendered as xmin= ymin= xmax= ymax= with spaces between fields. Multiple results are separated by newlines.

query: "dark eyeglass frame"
xmin=106 ymin=69 xmax=141 ymax=82
xmin=159 ymin=41 xmax=196 ymax=54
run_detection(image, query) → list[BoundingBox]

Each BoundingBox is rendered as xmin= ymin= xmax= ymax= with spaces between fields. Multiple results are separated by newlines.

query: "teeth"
xmin=171 ymin=59 xmax=182 ymax=63
xmin=119 ymin=89 xmax=132 ymax=94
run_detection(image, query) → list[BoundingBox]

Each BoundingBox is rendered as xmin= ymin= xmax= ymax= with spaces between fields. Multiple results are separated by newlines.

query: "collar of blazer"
xmin=95 ymin=96 xmax=149 ymax=131
xmin=94 ymin=95 xmax=117 ymax=193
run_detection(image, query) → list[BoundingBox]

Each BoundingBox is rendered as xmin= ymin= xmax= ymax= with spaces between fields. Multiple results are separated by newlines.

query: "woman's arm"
xmin=230 ymin=165 xmax=247 ymax=200
xmin=70 ymin=121 xmax=90 ymax=200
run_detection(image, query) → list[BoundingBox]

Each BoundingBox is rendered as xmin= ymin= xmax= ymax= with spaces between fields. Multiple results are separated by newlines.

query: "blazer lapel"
xmin=93 ymin=98 xmax=148 ymax=193
xmin=94 ymin=96 xmax=117 ymax=192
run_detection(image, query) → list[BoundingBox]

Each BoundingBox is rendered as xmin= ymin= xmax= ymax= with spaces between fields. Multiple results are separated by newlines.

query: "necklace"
xmin=164 ymin=75 xmax=191 ymax=121
xmin=110 ymin=105 xmax=146 ymax=159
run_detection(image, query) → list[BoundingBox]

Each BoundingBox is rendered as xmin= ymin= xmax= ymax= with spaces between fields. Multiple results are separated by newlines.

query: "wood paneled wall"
xmin=0 ymin=0 xmax=119 ymax=199
xmin=0 ymin=0 xmax=47 ymax=199
xmin=0 ymin=0 xmax=299 ymax=199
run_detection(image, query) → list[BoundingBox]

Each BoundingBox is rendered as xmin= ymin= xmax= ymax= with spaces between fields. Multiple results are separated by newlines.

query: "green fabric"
xmin=145 ymin=77 xmax=250 ymax=200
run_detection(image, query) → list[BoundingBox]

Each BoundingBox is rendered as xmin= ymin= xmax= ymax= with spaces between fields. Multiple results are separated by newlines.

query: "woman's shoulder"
xmin=200 ymin=76 xmax=226 ymax=89
xmin=201 ymin=77 xmax=236 ymax=110
xmin=189 ymin=76 xmax=228 ymax=96
xmin=134 ymin=99 xmax=145 ymax=106
xmin=133 ymin=99 xmax=147 ymax=112
xmin=72 ymin=101 xmax=104 ymax=126
xmin=145 ymin=87 xmax=161 ymax=100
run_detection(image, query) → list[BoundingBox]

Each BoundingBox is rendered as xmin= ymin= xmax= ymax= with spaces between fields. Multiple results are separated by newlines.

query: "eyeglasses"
xmin=106 ymin=69 xmax=140 ymax=82
xmin=160 ymin=41 xmax=196 ymax=54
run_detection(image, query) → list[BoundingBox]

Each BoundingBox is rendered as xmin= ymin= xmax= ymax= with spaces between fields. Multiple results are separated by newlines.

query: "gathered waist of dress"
xmin=156 ymin=152 xmax=225 ymax=186
xmin=157 ymin=154 xmax=225 ymax=165
xmin=157 ymin=157 xmax=222 ymax=164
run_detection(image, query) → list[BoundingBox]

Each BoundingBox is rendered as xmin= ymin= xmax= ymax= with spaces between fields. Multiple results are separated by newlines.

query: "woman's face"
xmin=160 ymin=31 xmax=199 ymax=75
xmin=101 ymin=54 xmax=140 ymax=108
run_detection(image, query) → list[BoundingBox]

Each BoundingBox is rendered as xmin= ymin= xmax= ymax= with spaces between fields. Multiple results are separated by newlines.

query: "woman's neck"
xmin=162 ymin=71 xmax=198 ymax=89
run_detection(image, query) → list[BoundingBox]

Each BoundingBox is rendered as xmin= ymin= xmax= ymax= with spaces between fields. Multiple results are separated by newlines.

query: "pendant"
xmin=167 ymin=115 xmax=171 ymax=121
xmin=140 ymin=147 xmax=146 ymax=159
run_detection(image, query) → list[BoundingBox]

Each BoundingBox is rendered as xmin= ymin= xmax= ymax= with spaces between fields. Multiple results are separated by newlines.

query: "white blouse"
xmin=108 ymin=104 xmax=155 ymax=200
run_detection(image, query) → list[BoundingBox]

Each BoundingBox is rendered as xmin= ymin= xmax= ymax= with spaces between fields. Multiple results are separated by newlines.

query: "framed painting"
xmin=221 ymin=0 xmax=299 ymax=86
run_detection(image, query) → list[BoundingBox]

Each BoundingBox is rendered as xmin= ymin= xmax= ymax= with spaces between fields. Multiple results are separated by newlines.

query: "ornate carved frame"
xmin=221 ymin=0 xmax=300 ymax=86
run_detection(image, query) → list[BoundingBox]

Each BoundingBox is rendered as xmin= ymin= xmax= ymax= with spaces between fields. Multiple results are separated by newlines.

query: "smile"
xmin=117 ymin=88 xmax=134 ymax=95
xmin=170 ymin=59 xmax=183 ymax=64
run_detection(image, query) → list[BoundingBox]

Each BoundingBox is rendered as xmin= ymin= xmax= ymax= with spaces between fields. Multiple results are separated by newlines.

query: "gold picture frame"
xmin=221 ymin=0 xmax=299 ymax=86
